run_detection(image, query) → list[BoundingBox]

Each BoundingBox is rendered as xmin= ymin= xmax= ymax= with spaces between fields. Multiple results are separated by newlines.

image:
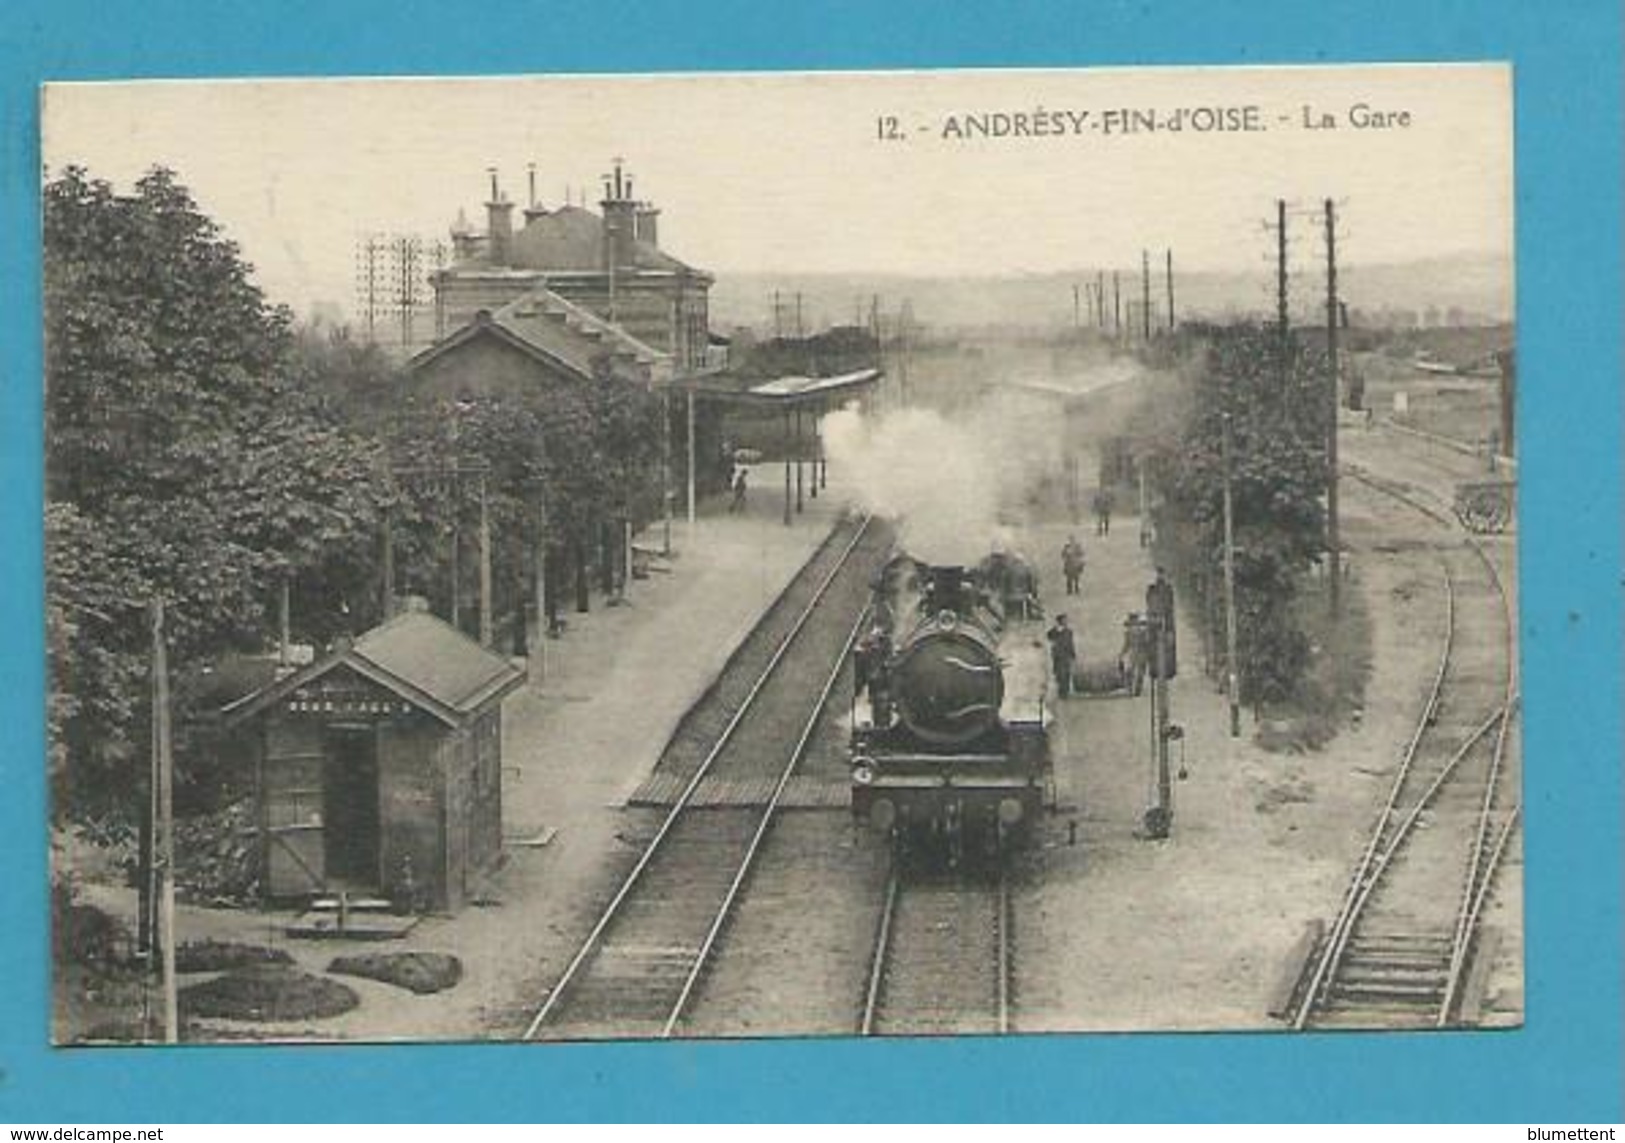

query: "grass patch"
xmin=179 ymin=964 xmax=358 ymax=1022
xmin=327 ymin=952 xmax=462 ymax=995
xmin=1256 ymin=572 xmax=1373 ymax=754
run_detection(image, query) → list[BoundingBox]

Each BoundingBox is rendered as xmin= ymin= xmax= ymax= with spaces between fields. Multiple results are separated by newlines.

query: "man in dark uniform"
xmin=1093 ymin=487 xmax=1115 ymax=535
xmin=1118 ymin=611 xmax=1150 ymax=696
xmin=1145 ymin=566 xmax=1177 ymax=678
xmin=854 ymin=624 xmax=890 ymax=700
xmin=1007 ymin=553 xmax=1039 ymax=618
xmin=1061 ymin=536 xmax=1085 ymax=596
xmin=1046 ymin=614 xmax=1078 ymax=698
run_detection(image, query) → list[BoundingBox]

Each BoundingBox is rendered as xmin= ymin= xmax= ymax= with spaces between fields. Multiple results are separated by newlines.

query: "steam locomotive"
xmin=849 ymin=550 xmax=1054 ymax=861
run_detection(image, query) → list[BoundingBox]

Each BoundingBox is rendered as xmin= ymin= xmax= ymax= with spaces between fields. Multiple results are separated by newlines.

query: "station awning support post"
xmin=783 ymin=409 xmax=793 ymax=526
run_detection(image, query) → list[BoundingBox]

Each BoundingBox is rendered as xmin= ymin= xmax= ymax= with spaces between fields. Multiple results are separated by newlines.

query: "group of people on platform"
xmin=1046 ymin=567 xmax=1176 ymax=700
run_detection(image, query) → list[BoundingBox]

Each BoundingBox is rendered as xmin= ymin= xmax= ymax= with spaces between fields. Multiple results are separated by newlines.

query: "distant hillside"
xmin=708 ymin=253 xmax=1512 ymax=335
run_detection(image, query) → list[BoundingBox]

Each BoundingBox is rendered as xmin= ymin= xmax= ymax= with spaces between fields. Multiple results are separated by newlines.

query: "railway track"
xmin=523 ymin=513 xmax=886 ymax=1041
xmin=861 ymin=863 xmax=1012 ymax=1037
xmin=1287 ymin=468 xmax=1518 ymax=1029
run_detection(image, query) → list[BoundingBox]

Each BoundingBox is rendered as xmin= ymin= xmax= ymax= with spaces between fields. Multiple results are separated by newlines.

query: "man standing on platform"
xmin=1047 ymin=613 xmax=1078 ymax=698
xmin=1093 ymin=487 xmax=1115 ymax=536
xmin=1061 ymin=535 xmax=1085 ymax=597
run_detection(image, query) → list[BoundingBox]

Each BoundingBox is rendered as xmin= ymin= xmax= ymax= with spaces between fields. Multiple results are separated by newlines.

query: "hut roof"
xmin=223 ymin=609 xmax=526 ymax=729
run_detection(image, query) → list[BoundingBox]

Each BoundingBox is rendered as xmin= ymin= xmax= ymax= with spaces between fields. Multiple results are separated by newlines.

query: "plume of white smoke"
xmin=823 ymin=391 xmax=1064 ymax=565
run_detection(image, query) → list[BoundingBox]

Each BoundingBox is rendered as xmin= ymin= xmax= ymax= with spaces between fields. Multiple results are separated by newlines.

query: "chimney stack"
xmin=635 ymin=203 xmax=660 ymax=248
xmin=599 ymin=158 xmax=639 ymax=272
xmin=523 ymin=163 xmax=548 ymax=223
xmin=450 ymin=208 xmax=478 ymax=260
xmin=485 ymin=168 xmax=514 ymax=266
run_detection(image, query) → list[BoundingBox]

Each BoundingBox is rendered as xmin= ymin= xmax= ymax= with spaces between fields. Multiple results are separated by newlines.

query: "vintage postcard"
xmin=42 ymin=64 xmax=1518 ymax=1044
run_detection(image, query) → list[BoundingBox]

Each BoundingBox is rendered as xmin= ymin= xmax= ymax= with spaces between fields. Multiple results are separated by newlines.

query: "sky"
xmin=41 ymin=65 xmax=1513 ymax=319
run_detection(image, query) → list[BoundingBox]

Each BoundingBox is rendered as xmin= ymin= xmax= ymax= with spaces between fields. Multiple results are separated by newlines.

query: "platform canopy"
xmin=673 ymin=366 xmax=883 ymax=410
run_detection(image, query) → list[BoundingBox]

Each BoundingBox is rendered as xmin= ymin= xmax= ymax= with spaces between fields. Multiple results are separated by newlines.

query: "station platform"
xmin=498 ymin=467 xmax=856 ymax=831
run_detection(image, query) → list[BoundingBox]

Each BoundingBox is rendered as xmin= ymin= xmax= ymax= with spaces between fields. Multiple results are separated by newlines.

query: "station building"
xmin=430 ymin=161 xmax=716 ymax=373
xmin=405 ymin=162 xmax=886 ymax=640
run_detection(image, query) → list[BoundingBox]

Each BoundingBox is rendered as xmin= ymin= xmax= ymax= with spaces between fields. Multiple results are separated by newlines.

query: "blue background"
xmin=1 ymin=0 xmax=1619 ymax=1123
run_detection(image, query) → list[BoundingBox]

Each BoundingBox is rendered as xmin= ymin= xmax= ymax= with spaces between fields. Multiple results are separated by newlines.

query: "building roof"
xmin=686 ymin=367 xmax=884 ymax=407
xmin=407 ymin=287 xmax=673 ymax=385
xmin=452 ymin=204 xmax=708 ymax=280
xmin=223 ymin=609 xmax=526 ymax=729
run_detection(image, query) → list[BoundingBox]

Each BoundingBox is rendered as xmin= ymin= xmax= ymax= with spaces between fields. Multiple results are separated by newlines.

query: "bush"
xmin=179 ymin=964 xmax=358 ymax=1021
xmin=327 ymin=952 xmax=463 ymax=995
xmin=175 ymin=940 xmax=292 ymax=974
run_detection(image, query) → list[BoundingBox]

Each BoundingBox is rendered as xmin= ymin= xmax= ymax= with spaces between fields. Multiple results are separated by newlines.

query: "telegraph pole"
xmin=1274 ymin=197 xmax=1287 ymax=334
xmin=1165 ymin=248 xmax=1175 ymax=330
xmin=1325 ymin=199 xmax=1341 ymax=616
xmin=151 ymin=600 xmax=177 ymax=1043
xmin=1221 ymin=412 xmax=1241 ymax=738
xmin=534 ymin=479 xmax=549 ymax=681
xmin=686 ymin=386 xmax=697 ymax=531
xmin=478 ymin=472 xmax=492 ymax=645
xmin=1073 ymin=284 xmax=1081 ymax=331
xmin=1113 ymin=271 xmax=1122 ymax=339
xmin=1141 ymin=249 xmax=1152 ymax=341
xmin=381 ymin=504 xmax=395 ymax=620
xmin=278 ymin=571 xmax=291 ymax=668
xmin=660 ymin=391 xmax=673 ymax=556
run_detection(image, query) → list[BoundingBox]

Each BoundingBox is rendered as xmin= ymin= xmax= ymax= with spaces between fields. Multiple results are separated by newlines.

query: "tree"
xmin=382 ymin=352 xmax=664 ymax=627
xmin=1156 ymin=324 xmax=1329 ymax=709
xmin=45 ymin=167 xmax=389 ymax=819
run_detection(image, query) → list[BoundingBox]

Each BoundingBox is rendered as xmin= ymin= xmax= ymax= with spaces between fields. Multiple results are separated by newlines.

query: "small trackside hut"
xmin=223 ymin=603 xmax=526 ymax=914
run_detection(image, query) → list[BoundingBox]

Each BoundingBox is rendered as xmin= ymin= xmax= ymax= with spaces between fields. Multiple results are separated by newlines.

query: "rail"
xmin=661 ymin=603 xmax=872 ymax=1036
xmin=1290 ymin=467 xmax=1517 ymax=1028
xmin=861 ymin=862 xmax=1012 ymax=1037
xmin=523 ymin=514 xmax=873 ymax=1040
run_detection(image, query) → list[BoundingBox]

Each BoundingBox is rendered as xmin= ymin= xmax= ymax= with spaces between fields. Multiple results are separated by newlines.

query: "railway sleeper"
xmin=1339 ymin=966 xmax=1449 ymax=986
xmin=1350 ymin=932 xmax=1454 ymax=948
xmin=1343 ymin=945 xmax=1453 ymax=964
xmin=1330 ymin=979 xmax=1445 ymax=1001
xmin=1313 ymin=1009 xmax=1438 ymax=1030
xmin=1339 ymin=962 xmax=1456 ymax=982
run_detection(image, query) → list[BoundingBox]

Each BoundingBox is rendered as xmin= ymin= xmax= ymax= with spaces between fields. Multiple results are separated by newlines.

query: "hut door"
xmin=262 ymin=724 xmax=326 ymax=897
xmin=323 ymin=726 xmax=381 ymax=888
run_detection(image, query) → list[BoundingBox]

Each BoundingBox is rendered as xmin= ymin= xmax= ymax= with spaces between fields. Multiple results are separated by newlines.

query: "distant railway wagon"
xmin=849 ymin=552 xmax=1053 ymax=864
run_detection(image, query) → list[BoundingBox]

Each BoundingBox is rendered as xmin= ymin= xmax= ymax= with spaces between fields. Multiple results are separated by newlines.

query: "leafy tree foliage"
xmin=382 ymin=352 xmax=664 ymax=632
xmin=45 ymin=167 xmax=388 ymax=819
xmin=1154 ymin=323 xmax=1330 ymax=709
